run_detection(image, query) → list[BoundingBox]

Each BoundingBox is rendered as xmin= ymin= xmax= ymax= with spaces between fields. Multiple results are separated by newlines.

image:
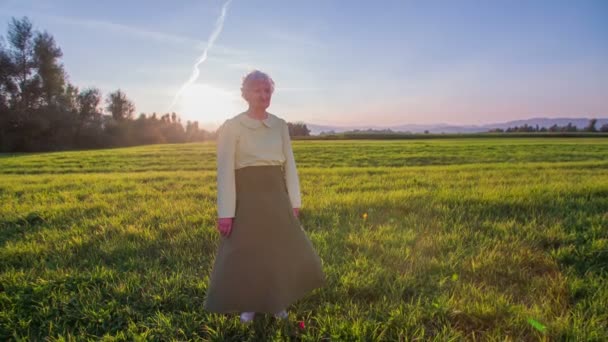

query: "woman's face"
xmin=242 ymin=79 xmax=273 ymax=110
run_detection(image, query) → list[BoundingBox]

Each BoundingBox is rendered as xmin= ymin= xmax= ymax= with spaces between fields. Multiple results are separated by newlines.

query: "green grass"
xmin=1 ymin=138 xmax=607 ymax=340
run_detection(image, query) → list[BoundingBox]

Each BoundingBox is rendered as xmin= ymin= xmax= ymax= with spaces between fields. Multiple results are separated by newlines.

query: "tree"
xmin=585 ymin=118 xmax=598 ymax=132
xmin=563 ymin=122 xmax=577 ymax=132
xmin=287 ymin=122 xmax=311 ymax=137
xmin=7 ymin=17 xmax=38 ymax=113
xmin=0 ymin=39 xmax=16 ymax=110
xmin=0 ymin=40 xmax=14 ymax=149
xmin=78 ymin=88 xmax=102 ymax=121
xmin=59 ymin=83 xmax=79 ymax=113
xmin=319 ymin=130 xmax=336 ymax=136
xmin=33 ymin=31 xmax=65 ymax=107
xmin=106 ymin=89 xmax=135 ymax=121
xmin=600 ymin=124 xmax=608 ymax=133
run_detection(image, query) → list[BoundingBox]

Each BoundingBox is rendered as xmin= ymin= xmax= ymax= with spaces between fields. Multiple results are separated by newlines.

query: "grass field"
xmin=1 ymin=138 xmax=607 ymax=340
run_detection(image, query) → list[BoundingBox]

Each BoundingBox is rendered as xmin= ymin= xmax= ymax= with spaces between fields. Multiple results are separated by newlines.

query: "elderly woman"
xmin=203 ymin=70 xmax=326 ymax=323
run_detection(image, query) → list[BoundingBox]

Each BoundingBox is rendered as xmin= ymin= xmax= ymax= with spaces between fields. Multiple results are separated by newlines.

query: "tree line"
xmin=319 ymin=128 xmax=397 ymax=136
xmin=287 ymin=122 xmax=310 ymax=137
xmin=488 ymin=119 xmax=607 ymax=133
xmin=0 ymin=17 xmax=314 ymax=153
xmin=0 ymin=17 xmax=214 ymax=152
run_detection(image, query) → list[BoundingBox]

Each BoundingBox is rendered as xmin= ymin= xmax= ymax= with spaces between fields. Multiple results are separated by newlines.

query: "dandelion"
xmin=362 ymin=213 xmax=368 ymax=220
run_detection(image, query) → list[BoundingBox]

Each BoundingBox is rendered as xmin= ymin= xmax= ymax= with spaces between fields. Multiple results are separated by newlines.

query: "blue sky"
xmin=1 ymin=0 xmax=606 ymax=129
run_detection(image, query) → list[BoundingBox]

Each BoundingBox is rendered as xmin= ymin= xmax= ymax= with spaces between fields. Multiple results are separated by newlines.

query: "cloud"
xmin=53 ymin=14 xmax=246 ymax=55
xmin=0 ymin=8 xmax=246 ymax=56
xmin=168 ymin=0 xmax=233 ymax=111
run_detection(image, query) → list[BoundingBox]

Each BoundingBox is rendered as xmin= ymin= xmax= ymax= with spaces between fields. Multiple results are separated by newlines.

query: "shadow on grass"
xmin=1 ymin=186 xmax=605 ymax=339
xmin=0 ymin=212 xmax=47 ymax=247
xmin=438 ymin=187 xmax=608 ymax=277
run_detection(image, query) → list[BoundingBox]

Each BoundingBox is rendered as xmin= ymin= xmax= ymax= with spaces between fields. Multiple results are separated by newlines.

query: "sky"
xmin=0 ymin=0 xmax=607 ymax=129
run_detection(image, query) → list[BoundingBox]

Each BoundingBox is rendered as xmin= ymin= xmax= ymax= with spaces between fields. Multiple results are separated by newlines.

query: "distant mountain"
xmin=306 ymin=117 xmax=608 ymax=135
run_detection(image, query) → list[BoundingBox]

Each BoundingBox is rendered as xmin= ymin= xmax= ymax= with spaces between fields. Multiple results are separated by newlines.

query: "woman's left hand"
xmin=293 ymin=208 xmax=300 ymax=218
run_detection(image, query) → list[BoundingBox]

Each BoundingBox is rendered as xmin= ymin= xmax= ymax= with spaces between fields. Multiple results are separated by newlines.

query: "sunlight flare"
xmin=169 ymin=0 xmax=233 ymax=110
xmin=176 ymin=83 xmax=242 ymax=128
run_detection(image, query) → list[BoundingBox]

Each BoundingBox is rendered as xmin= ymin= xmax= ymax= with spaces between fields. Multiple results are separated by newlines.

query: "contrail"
xmin=169 ymin=0 xmax=233 ymax=110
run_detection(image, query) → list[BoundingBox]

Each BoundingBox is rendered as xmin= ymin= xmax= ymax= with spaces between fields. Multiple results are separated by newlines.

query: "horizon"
xmin=1 ymin=0 xmax=606 ymax=130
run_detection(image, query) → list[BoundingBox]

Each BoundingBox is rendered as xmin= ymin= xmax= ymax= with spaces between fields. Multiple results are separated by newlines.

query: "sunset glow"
xmin=2 ymin=0 xmax=605 ymax=126
xmin=177 ymin=83 xmax=242 ymax=128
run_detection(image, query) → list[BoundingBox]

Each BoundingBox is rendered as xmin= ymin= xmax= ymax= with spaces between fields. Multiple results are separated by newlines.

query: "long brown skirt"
xmin=203 ymin=165 xmax=326 ymax=314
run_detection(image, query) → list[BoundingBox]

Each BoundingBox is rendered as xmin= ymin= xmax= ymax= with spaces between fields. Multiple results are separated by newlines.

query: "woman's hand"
xmin=293 ymin=208 xmax=300 ymax=218
xmin=217 ymin=217 xmax=233 ymax=237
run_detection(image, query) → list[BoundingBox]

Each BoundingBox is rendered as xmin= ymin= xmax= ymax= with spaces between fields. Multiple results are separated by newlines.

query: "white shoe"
xmin=274 ymin=309 xmax=288 ymax=319
xmin=240 ymin=312 xmax=255 ymax=323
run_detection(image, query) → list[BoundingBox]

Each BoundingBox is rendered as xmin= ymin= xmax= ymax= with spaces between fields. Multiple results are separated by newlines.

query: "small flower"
xmin=362 ymin=213 xmax=368 ymax=220
xmin=298 ymin=321 xmax=305 ymax=330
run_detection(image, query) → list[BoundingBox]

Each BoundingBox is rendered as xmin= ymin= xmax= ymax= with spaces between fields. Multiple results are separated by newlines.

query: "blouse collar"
xmin=237 ymin=112 xmax=276 ymax=129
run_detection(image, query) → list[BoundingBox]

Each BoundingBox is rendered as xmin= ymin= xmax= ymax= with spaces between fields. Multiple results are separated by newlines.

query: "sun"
xmin=177 ymin=83 xmax=242 ymax=129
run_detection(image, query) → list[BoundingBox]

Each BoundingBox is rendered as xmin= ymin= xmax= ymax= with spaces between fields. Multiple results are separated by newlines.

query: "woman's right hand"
xmin=217 ymin=217 xmax=233 ymax=237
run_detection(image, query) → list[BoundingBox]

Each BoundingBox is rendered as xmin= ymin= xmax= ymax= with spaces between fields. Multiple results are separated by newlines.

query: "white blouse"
xmin=216 ymin=111 xmax=301 ymax=218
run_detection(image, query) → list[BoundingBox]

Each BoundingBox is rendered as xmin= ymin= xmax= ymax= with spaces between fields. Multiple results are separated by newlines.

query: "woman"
xmin=203 ymin=70 xmax=326 ymax=323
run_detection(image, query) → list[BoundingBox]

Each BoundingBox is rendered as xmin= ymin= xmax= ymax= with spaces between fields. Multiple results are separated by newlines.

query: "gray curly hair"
xmin=241 ymin=70 xmax=275 ymax=93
